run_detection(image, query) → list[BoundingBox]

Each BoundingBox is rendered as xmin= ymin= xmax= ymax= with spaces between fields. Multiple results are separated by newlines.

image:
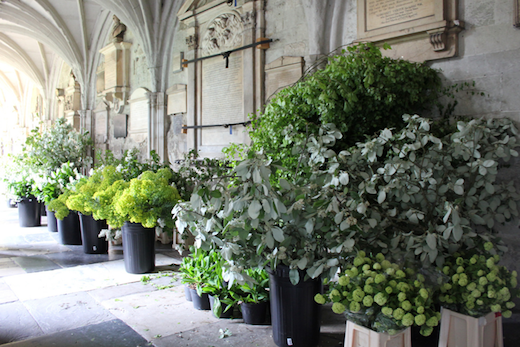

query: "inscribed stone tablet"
xmin=366 ymin=0 xmax=435 ymax=31
xmin=201 ymin=53 xmax=243 ymax=127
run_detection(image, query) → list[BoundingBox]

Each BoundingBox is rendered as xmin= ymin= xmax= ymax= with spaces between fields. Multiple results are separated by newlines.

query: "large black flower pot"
xmin=122 ymin=222 xmax=155 ymax=274
xmin=241 ymin=301 xmax=268 ymax=324
xmin=57 ymin=211 xmax=82 ymax=245
xmin=268 ymin=265 xmax=322 ymax=347
xmin=78 ymin=213 xmax=109 ymax=254
xmin=46 ymin=206 xmax=58 ymax=232
xmin=17 ymin=197 xmax=41 ymax=227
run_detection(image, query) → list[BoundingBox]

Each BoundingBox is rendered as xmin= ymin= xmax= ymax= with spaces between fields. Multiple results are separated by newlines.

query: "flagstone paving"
xmin=0 ymin=205 xmax=519 ymax=347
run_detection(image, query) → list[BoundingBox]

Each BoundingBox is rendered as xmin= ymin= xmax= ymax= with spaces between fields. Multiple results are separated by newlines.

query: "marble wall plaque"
xmin=366 ymin=0 xmax=435 ymax=31
xmin=200 ymin=53 xmax=244 ymax=146
xmin=129 ymin=99 xmax=148 ymax=133
xmin=113 ymin=113 xmax=127 ymax=138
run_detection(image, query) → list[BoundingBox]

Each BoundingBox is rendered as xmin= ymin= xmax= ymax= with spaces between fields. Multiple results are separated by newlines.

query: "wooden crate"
xmin=344 ymin=321 xmax=411 ymax=347
xmin=438 ymin=307 xmax=503 ymax=347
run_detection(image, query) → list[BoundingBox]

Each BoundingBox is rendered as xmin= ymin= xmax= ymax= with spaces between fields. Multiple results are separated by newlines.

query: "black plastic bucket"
xmin=57 ymin=211 xmax=82 ymax=245
xmin=209 ymin=295 xmax=234 ymax=318
xmin=78 ymin=213 xmax=109 ymax=254
xmin=122 ymin=222 xmax=155 ymax=274
xmin=46 ymin=206 xmax=58 ymax=232
xmin=190 ymin=288 xmax=210 ymax=310
xmin=241 ymin=301 xmax=268 ymax=324
xmin=18 ymin=197 xmax=41 ymax=227
xmin=268 ymin=265 xmax=322 ymax=347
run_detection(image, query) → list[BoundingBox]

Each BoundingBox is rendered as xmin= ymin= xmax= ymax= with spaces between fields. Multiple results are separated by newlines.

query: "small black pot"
xmin=209 ymin=295 xmax=234 ymax=319
xmin=78 ymin=213 xmax=108 ymax=254
xmin=46 ymin=206 xmax=58 ymax=232
xmin=184 ymin=285 xmax=192 ymax=301
xmin=122 ymin=222 xmax=155 ymax=274
xmin=189 ymin=288 xmax=210 ymax=310
xmin=241 ymin=301 xmax=269 ymax=325
xmin=17 ymin=197 xmax=41 ymax=227
xmin=57 ymin=211 xmax=82 ymax=245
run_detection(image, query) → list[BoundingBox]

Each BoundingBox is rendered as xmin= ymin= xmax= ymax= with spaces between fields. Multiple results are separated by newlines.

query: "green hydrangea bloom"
xmin=456 ymin=257 xmax=464 ymax=266
xmin=362 ymin=264 xmax=371 ymax=272
xmin=443 ymin=266 xmax=450 ymax=275
xmin=491 ymin=304 xmax=501 ymax=312
xmin=353 ymin=288 xmax=365 ymax=302
xmin=452 ymin=274 xmax=460 ymax=284
xmin=374 ymin=292 xmax=388 ymax=306
xmin=506 ymin=301 xmax=516 ymax=309
xmin=385 ymin=286 xmax=393 ymax=294
xmin=421 ymin=326 xmax=434 ymax=336
xmin=487 ymin=258 xmax=495 ymax=268
xmin=373 ymin=262 xmax=382 ymax=270
xmin=467 ymin=282 xmax=477 ymax=291
xmin=471 ymin=290 xmax=481 ymax=298
xmin=382 ymin=307 xmax=393 ymax=316
xmin=349 ymin=301 xmax=361 ymax=313
xmin=375 ymin=253 xmax=385 ymax=262
xmin=478 ymin=270 xmax=485 ymax=276
xmin=476 ymin=299 xmax=484 ymax=306
xmin=487 ymin=272 xmax=497 ymax=282
xmin=401 ymin=300 xmax=412 ymax=311
xmin=503 ymin=310 xmax=512 ymax=318
xmin=393 ymin=308 xmax=405 ymax=320
xmin=395 ymin=270 xmax=406 ymax=278
xmin=389 ymin=280 xmax=398 ymax=288
xmin=417 ymin=306 xmax=425 ymax=314
xmin=487 ymin=290 xmax=496 ymax=299
xmin=484 ymin=242 xmax=494 ymax=251
xmin=512 ymin=271 xmax=517 ymax=278
xmin=338 ymin=276 xmax=350 ymax=286
xmin=386 ymin=267 xmax=396 ymax=276
xmin=365 ymin=277 xmax=375 ymax=285
xmin=364 ymin=284 xmax=374 ymax=294
xmin=415 ymin=314 xmax=426 ymax=326
xmin=375 ymin=274 xmax=386 ymax=284
xmin=353 ymin=256 xmax=365 ymax=267
xmin=381 ymin=260 xmax=392 ymax=270
xmin=419 ymin=288 xmax=429 ymax=299
xmin=329 ymin=289 xmax=341 ymax=300
xmin=426 ymin=316 xmax=439 ymax=327
xmin=402 ymin=313 xmax=414 ymax=326
xmin=466 ymin=302 xmax=475 ymax=309
xmin=358 ymin=251 xmax=366 ymax=257
xmin=363 ymin=295 xmax=374 ymax=307
xmin=314 ymin=294 xmax=326 ymax=304
xmin=457 ymin=266 xmax=465 ymax=274
xmin=512 ymin=278 xmax=517 ymax=287
xmin=332 ymin=302 xmax=346 ymax=314
xmin=398 ymin=292 xmax=407 ymax=302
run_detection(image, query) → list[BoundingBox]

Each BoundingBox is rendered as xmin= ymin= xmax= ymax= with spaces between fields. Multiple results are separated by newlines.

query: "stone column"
xmin=185 ymin=28 xmax=198 ymax=153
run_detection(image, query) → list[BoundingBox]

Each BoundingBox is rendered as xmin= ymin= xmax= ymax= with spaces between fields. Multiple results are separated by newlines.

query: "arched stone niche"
xmin=177 ymin=0 xmax=266 ymax=158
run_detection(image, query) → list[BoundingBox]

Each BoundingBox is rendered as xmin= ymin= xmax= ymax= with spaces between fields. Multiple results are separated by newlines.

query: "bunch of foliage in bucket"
xmin=438 ymin=242 xmax=519 ymax=318
xmin=114 ymin=168 xmax=182 ymax=230
xmin=46 ymin=170 xmax=84 ymax=220
xmin=315 ymin=252 xmax=440 ymax=337
xmin=20 ymin=117 xmax=92 ymax=174
xmin=249 ymin=42 xmax=442 ymax=173
xmin=175 ymin=114 xmax=520 ymax=281
xmin=33 ymin=162 xmax=82 ymax=206
xmin=5 ymin=172 xmax=36 ymax=202
xmin=179 ymin=246 xmax=219 ymax=310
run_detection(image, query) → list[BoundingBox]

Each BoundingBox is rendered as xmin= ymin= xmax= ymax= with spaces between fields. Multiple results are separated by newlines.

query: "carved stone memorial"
xmin=177 ymin=0 xmax=266 ymax=158
xmin=357 ymin=0 xmax=463 ymax=62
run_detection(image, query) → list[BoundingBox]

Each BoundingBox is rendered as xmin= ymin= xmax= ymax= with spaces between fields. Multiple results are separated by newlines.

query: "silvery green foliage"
xmin=173 ymin=115 xmax=520 ymax=285
xmin=312 ymin=115 xmax=520 ymax=266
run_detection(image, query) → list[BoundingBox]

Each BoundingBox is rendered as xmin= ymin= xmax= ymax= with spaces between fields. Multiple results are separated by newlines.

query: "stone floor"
xmin=0 ymin=204 xmax=519 ymax=347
